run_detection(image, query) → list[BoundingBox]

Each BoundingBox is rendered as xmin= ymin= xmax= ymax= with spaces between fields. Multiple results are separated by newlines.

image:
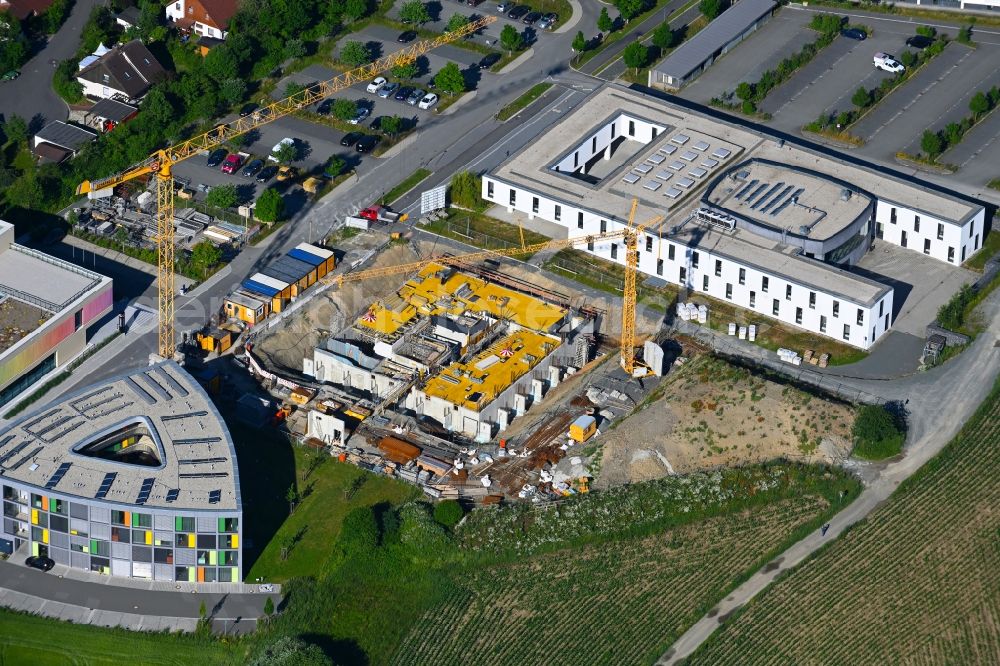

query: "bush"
xmin=699 ymin=0 xmax=727 ymax=20
xmin=247 ymin=636 xmax=332 ymax=666
xmin=340 ymin=506 xmax=379 ymax=553
xmin=741 ymin=99 xmax=756 ymax=115
xmin=809 ymin=14 xmax=843 ymax=35
xmin=852 ymin=404 xmax=904 ymax=460
xmin=851 ymin=87 xmax=871 ymax=109
xmin=52 ymin=59 xmax=83 ymax=104
xmin=937 ymin=283 xmax=974 ymax=330
xmin=255 ymin=187 xmax=285 ymax=223
xmin=433 ymin=500 xmax=464 ymax=528
xmin=449 ymin=171 xmax=483 ymax=209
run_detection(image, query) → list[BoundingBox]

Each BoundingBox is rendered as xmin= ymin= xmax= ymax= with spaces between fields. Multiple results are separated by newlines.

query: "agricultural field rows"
xmin=391 ymin=497 xmax=831 ymax=666
xmin=686 ymin=380 xmax=1000 ymax=665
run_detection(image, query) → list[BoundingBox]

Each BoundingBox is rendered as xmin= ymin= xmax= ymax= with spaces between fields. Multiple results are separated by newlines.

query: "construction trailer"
xmin=569 ymin=414 xmax=597 ymax=443
xmin=224 ymin=289 xmax=268 ymax=325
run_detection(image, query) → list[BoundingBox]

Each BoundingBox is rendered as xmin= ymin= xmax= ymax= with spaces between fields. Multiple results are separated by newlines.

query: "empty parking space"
xmin=346 ymin=24 xmax=482 ymax=68
xmin=942 ymin=109 xmax=1000 ymax=183
xmin=678 ymin=10 xmax=816 ymax=105
xmin=850 ymin=43 xmax=973 ymax=144
xmin=760 ymin=36 xmax=856 ymax=115
xmin=765 ymin=31 xmax=901 ymax=132
xmin=385 ymin=2 xmax=557 ymax=47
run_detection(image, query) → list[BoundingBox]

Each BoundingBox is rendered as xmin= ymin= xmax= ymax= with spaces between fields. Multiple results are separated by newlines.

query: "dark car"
xmin=207 ymin=148 xmax=228 ymax=168
xmin=242 ymin=159 xmax=264 ymax=178
xmin=905 ymin=34 xmax=933 ymax=49
xmin=478 ymin=53 xmax=501 ymax=70
xmin=256 ymin=165 xmax=278 ymax=182
xmin=26 ymin=556 xmax=54 ymax=572
xmin=841 ymin=28 xmax=866 ymax=40
xmin=507 ymin=5 xmax=529 ymax=19
xmin=395 ymin=86 xmax=413 ymax=101
xmin=522 ymin=11 xmax=541 ymax=25
xmin=317 ymin=99 xmax=333 ymax=115
xmin=398 ymin=30 xmax=417 ymax=43
xmin=340 ymin=132 xmax=363 ymax=147
xmin=467 ymin=0 xmax=484 ymax=6
xmin=356 ymin=135 xmax=380 ymax=153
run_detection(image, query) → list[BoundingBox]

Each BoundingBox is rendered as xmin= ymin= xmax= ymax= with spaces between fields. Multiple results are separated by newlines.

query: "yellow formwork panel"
xmin=356 ymin=263 xmax=567 ymax=336
xmin=422 ymin=329 xmax=558 ymax=409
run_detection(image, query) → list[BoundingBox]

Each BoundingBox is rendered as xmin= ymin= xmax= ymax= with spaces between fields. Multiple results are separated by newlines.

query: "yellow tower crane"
xmin=76 ymin=15 xmax=497 ymax=360
xmin=324 ymin=199 xmax=661 ymax=375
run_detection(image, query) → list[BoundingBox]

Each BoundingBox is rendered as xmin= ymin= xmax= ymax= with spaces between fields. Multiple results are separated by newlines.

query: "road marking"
xmin=788 ymin=5 xmax=1000 ymax=39
xmin=774 ymin=42 xmax=858 ymax=115
xmin=904 ymin=69 xmax=1000 ymax=153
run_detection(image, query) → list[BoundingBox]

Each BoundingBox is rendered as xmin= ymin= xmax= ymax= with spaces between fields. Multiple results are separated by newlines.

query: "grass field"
xmin=965 ymin=227 xmax=1000 ymax=271
xmin=686 ymin=377 xmax=1000 ymax=664
xmin=544 ymin=248 xmax=676 ymax=311
xmin=0 ymin=610 xmax=231 ymax=665
xmin=419 ymin=212 xmax=551 ymax=257
xmin=496 ymin=83 xmax=553 ymax=121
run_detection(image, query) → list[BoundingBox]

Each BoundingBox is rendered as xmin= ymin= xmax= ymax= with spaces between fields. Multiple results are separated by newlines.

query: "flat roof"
xmin=655 ymin=0 xmax=777 ymax=80
xmin=0 ymin=298 xmax=50 ymax=356
xmin=422 ymin=329 xmax=559 ymax=411
xmin=0 ymin=241 xmax=108 ymax=312
xmin=86 ymin=97 xmax=138 ymax=122
xmin=225 ymin=289 xmax=266 ymax=310
xmin=0 ymin=361 xmax=241 ymax=511
xmin=33 ymin=121 xmax=97 ymax=152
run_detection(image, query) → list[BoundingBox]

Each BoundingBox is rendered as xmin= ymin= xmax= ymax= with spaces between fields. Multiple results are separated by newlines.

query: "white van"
xmin=268 ymin=137 xmax=295 ymax=162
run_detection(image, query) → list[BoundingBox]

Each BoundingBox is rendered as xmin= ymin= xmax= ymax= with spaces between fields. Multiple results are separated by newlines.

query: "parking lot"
xmin=384 ymin=1 xmax=559 ymax=48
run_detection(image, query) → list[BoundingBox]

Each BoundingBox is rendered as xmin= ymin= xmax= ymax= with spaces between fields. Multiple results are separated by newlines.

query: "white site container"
xmin=748 ymin=325 xmax=757 ymax=342
xmin=738 ymin=326 xmax=747 ymax=340
xmin=697 ymin=304 xmax=708 ymax=323
xmin=728 ymin=323 xmax=737 ymax=336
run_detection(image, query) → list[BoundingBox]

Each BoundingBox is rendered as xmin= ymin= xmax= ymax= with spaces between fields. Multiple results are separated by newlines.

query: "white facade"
xmin=874 ymin=200 xmax=986 ymax=266
xmin=78 ymin=77 xmax=126 ymax=102
xmin=482 ymin=177 xmax=894 ymax=350
xmin=308 ymin=347 xmax=400 ymax=397
xmin=552 ymin=114 xmax=666 ymax=175
xmin=165 ymin=0 xmax=228 ymax=39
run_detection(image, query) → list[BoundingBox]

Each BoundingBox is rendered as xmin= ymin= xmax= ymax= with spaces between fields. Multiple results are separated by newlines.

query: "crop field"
xmin=686 ymin=379 xmax=1000 ymax=664
xmin=391 ymin=498 xmax=831 ymax=666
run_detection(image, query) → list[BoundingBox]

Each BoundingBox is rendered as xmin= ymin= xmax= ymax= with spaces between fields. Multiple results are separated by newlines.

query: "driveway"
xmin=0 ymin=0 xmax=99 ymax=126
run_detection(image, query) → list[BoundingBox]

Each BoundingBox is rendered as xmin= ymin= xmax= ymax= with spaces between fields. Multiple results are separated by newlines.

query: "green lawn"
xmin=419 ymin=211 xmax=551 ymax=257
xmin=964 ymin=226 xmax=1000 ymax=271
xmin=496 ymin=82 xmax=553 ymax=121
xmin=383 ymin=168 xmax=432 ymax=206
xmin=0 ymin=610 xmax=231 ymax=665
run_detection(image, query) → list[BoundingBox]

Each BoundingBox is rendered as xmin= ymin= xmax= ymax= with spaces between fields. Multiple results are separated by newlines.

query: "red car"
xmin=221 ymin=153 xmax=245 ymax=174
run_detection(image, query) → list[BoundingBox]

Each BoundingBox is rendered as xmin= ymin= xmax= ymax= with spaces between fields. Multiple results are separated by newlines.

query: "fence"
xmin=433 ymin=217 xmax=532 ymax=253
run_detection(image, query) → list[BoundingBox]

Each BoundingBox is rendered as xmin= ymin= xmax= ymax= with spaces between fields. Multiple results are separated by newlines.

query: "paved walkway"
xmin=659 ymin=287 xmax=1000 ymax=663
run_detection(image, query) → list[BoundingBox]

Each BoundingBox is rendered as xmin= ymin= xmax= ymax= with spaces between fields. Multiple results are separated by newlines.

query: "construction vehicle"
xmin=322 ymin=199 xmax=661 ymax=376
xmin=75 ymin=15 xmax=498 ymax=361
xmin=359 ymin=205 xmax=404 ymax=223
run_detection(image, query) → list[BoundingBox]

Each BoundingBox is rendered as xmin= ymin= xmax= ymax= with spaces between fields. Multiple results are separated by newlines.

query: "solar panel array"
xmin=165 ymin=488 xmax=180 ymax=503
xmin=136 ymin=477 xmax=155 ymax=505
xmin=45 ymin=462 xmax=72 ymax=489
xmin=208 ymin=490 xmax=222 ymax=504
xmin=621 ymin=133 xmax=736 ymax=203
xmin=95 ymin=472 xmax=117 ymax=499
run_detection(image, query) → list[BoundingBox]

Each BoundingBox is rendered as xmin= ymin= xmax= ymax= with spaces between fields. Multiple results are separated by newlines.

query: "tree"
xmin=652 ymin=22 xmax=677 ymax=50
xmin=399 ymin=0 xmax=431 ymax=25
xmin=446 ymin=13 xmax=469 ymax=33
xmin=343 ymin=0 xmax=370 ymax=22
xmin=852 ymin=404 xmax=904 ymax=460
xmin=741 ymin=100 xmax=756 ymax=115
xmin=851 ymin=87 xmax=871 ymax=109
xmin=391 ymin=62 xmax=418 ymax=79
xmin=699 ymin=0 xmax=727 ymax=20
xmin=597 ymin=7 xmax=613 ymax=33
xmin=203 ymin=47 xmax=238 ymax=83
xmin=285 ymin=483 xmax=299 ymax=514
xmin=5 ymin=171 xmax=41 ymax=209
xmin=340 ymin=40 xmax=371 ymax=66
xmin=434 ymin=62 xmax=466 ymax=94
xmin=500 ymin=24 xmax=523 ymax=53
xmin=339 ymin=506 xmax=379 ymax=554
xmin=331 ymin=98 xmax=357 ymax=121
xmin=284 ymin=81 xmax=305 ymax=98
xmin=433 ymin=500 xmax=464 ymax=528
xmin=899 ymin=50 xmax=916 ymax=68
xmin=380 ymin=115 xmax=402 ymax=136
xmin=273 ymin=140 xmax=298 ymax=164
xmin=969 ymin=91 xmax=990 ymax=119
xmin=284 ymin=38 xmax=306 ymax=60
xmin=114 ymin=225 xmax=130 ymax=253
xmin=263 ymin=596 xmax=274 ymax=618
xmin=616 ymin=0 xmax=645 ymax=23
xmin=4 ymin=114 xmax=27 ymax=145
xmin=205 ymin=183 xmax=238 ymax=209
xmin=248 ymin=636 xmax=332 ymax=666
xmin=80 ymin=6 xmax=118 ymax=55
xmin=450 ymin=171 xmax=483 ymax=209
xmin=256 ymin=188 xmax=285 ymax=223
xmin=43 ymin=0 xmax=70 ymax=34
xmin=191 ymin=240 xmax=222 ymax=277
xmin=735 ymin=81 xmax=754 ymax=102
xmin=325 ymin=156 xmax=347 ymax=177
xmin=219 ymin=78 xmax=247 ymax=105
xmin=622 ymin=41 xmax=649 ymax=72
xmin=572 ymin=30 xmax=587 ymax=53
xmin=920 ymin=129 xmax=944 ymax=158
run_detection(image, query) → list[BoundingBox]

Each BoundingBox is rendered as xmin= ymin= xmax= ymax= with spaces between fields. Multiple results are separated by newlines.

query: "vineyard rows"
xmin=390 ymin=497 xmax=831 ymax=666
xmin=686 ymin=385 xmax=1000 ymax=665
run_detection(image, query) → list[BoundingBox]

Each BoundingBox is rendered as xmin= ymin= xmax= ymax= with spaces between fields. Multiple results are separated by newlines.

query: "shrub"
xmin=340 ymin=506 xmax=379 ymax=553
xmin=597 ymin=7 xmax=613 ymax=33
xmin=255 ymin=187 xmax=285 ymax=223
xmin=852 ymin=404 xmax=904 ymax=460
xmin=741 ymin=99 xmax=756 ymax=115
xmin=699 ymin=0 xmax=727 ymax=20
xmin=937 ymin=283 xmax=974 ymax=330
xmin=248 ymin=636 xmax=332 ymax=666
xmin=920 ymin=130 xmax=944 ymax=158
xmin=916 ymin=25 xmax=936 ymax=38
xmin=449 ymin=171 xmax=483 ymax=209
xmin=851 ymin=87 xmax=871 ymax=109
xmin=433 ymin=500 xmax=464 ymax=528
xmin=809 ymin=14 xmax=843 ymax=35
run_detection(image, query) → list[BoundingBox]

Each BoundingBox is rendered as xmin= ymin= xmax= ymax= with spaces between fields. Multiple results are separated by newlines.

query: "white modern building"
xmin=481 ymin=85 xmax=986 ymax=351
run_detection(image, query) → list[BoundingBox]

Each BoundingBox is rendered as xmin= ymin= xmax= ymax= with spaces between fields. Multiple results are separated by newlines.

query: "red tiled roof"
xmin=0 ymin=0 xmax=55 ymax=20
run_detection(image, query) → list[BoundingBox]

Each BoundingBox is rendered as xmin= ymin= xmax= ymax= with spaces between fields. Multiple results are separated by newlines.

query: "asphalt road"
xmin=659 ymin=286 xmax=1000 ymax=664
xmin=0 ymin=0 xmax=99 ymax=126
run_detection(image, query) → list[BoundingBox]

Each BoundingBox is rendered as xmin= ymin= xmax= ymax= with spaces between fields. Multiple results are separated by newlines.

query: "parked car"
xmin=874 ymin=52 xmax=904 ymax=73
xmin=538 ymin=12 xmax=557 ymax=29
xmin=350 ymin=105 xmax=371 ymax=124
xmin=221 ymin=152 xmax=247 ymax=174
xmin=242 ymin=159 xmax=264 ymax=178
xmin=25 ymin=556 xmax=54 ymax=572
xmin=277 ymin=165 xmax=298 ymax=181
xmin=356 ymin=135 xmax=380 ymax=153
xmin=522 ymin=11 xmax=541 ymax=25
xmin=497 ymin=0 xmax=511 ymax=11
xmin=406 ymin=88 xmax=425 ymax=105
xmin=268 ymin=137 xmax=295 ymax=162
xmin=340 ymin=131 xmax=363 ymax=147
xmin=841 ymin=27 xmax=866 ymax=40
xmin=395 ymin=85 xmax=413 ymax=101
xmin=398 ymin=30 xmax=417 ymax=43
xmin=256 ymin=165 xmax=278 ymax=182
xmin=207 ymin=148 xmax=228 ymax=168
xmin=1 ymin=70 xmax=20 ymax=81
xmin=367 ymin=76 xmax=387 ymax=93
xmin=478 ymin=53 xmax=501 ymax=69
xmin=467 ymin=0 xmax=484 ymax=6
xmin=317 ymin=99 xmax=333 ymax=115
xmin=418 ymin=92 xmax=439 ymax=110
xmin=507 ymin=5 xmax=529 ymax=19
xmin=378 ymin=81 xmax=400 ymax=98
xmin=239 ymin=102 xmax=259 ymax=117
xmin=905 ymin=34 xmax=933 ymax=49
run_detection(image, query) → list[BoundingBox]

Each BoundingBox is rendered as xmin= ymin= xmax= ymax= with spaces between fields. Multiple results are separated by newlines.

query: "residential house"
xmin=165 ymin=0 xmax=238 ymax=41
xmin=0 ymin=0 xmax=55 ymax=20
xmin=114 ymin=6 xmax=142 ymax=30
xmin=76 ymin=39 xmax=166 ymax=102
xmin=32 ymin=121 xmax=97 ymax=163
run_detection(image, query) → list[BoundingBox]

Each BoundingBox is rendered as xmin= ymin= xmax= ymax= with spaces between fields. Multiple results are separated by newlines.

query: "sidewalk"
xmin=577 ymin=0 xmax=691 ymax=76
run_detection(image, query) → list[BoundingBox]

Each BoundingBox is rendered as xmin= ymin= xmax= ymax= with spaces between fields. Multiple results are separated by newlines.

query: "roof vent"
xmin=841 ymin=188 xmax=852 ymax=201
xmin=799 ymin=225 xmax=811 ymax=236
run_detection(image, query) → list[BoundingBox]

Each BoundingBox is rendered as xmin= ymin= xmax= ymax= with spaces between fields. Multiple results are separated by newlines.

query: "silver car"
xmin=377 ymin=82 xmax=399 ymax=99
xmin=406 ymin=88 xmax=425 ymax=105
